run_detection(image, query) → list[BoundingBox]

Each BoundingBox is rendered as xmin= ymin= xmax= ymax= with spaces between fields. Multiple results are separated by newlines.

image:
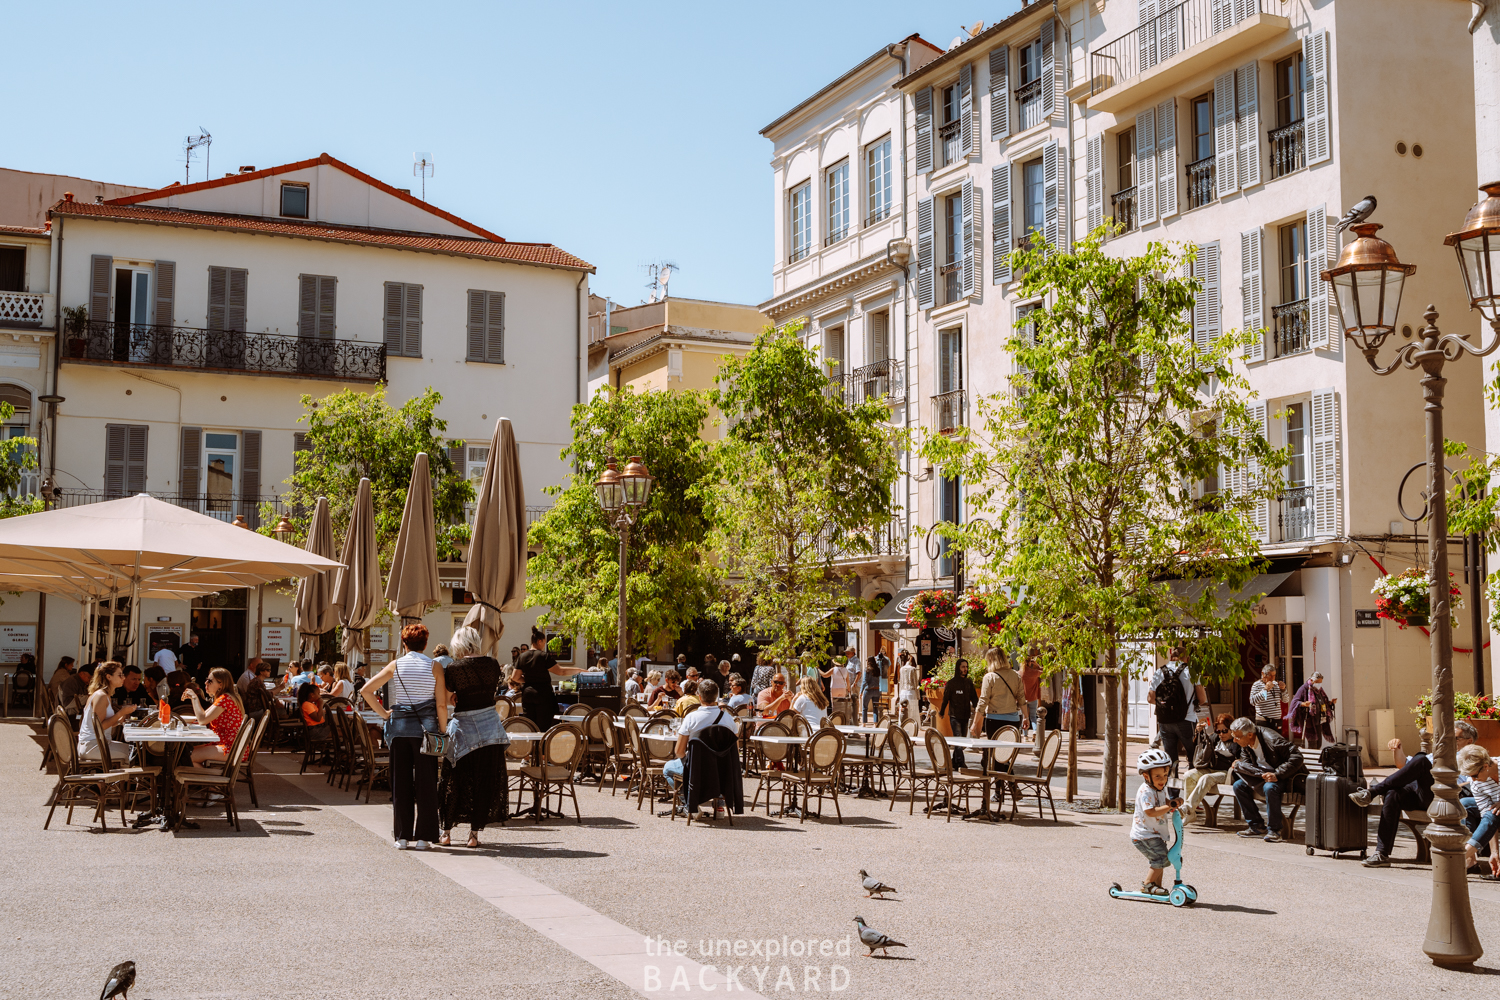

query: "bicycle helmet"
xmin=1136 ymin=747 xmax=1173 ymax=774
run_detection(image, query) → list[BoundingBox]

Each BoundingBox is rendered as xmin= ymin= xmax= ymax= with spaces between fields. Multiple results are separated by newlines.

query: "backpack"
xmin=1153 ymin=666 xmax=1189 ymax=724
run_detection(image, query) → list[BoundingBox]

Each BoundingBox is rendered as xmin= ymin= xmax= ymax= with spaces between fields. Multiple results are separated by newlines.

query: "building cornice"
xmin=608 ymin=326 xmax=756 ymax=371
xmin=760 ymin=252 xmax=905 ymax=321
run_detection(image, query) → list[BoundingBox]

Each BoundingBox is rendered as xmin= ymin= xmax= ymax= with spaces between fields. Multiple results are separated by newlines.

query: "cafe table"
xmin=834 ymin=725 xmax=889 ymax=798
xmin=942 ymin=736 xmax=1034 ymax=819
xmin=122 ymin=724 xmax=220 ymax=830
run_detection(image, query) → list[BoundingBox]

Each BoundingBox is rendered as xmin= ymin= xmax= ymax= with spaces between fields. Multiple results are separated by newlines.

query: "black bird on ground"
xmin=101 ymin=961 xmax=135 ymax=1000
xmin=1335 ymin=195 xmax=1377 ymax=233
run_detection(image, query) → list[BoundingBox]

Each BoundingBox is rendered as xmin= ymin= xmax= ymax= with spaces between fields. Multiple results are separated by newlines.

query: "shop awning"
xmin=868 ymin=587 xmax=931 ymax=629
xmin=1168 ymin=572 xmax=1293 ymax=621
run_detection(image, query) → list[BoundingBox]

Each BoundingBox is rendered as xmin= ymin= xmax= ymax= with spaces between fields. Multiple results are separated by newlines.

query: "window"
xmin=1188 ymin=93 xmax=1215 ymax=209
xmin=789 ymin=182 xmax=812 ymax=263
xmin=942 ymin=194 xmax=963 ymax=303
xmin=465 ymin=445 xmax=490 ymax=486
xmin=1016 ymin=38 xmax=1045 ymax=130
xmin=207 ymin=266 xmax=248 ymax=332
xmin=0 ymin=247 xmax=24 ymax=292
xmin=1271 ymin=52 xmax=1307 ymax=178
xmin=1274 ymin=221 xmax=1310 ymax=358
xmin=940 ymin=84 xmax=963 ymax=166
xmin=1197 ymin=420 xmax=1219 ymax=497
xmin=866 ymin=138 xmax=892 ymax=226
xmin=868 ymin=309 xmax=889 ymax=362
xmin=204 ymin=432 xmax=238 ymax=518
xmin=1278 ymin=222 xmax=1309 ymax=303
xmin=939 ymin=326 xmax=962 ymax=394
xmin=1281 ymin=402 xmax=1312 ymax=540
xmin=466 ymin=289 xmax=505 ymax=364
xmin=103 ymin=424 xmax=148 ymax=498
xmin=1114 ymin=127 xmax=1137 ymax=233
xmin=938 ymin=474 xmax=961 ymax=577
xmin=383 ymin=281 xmax=423 ymax=358
xmin=280 ymin=183 xmax=309 ymax=218
xmin=297 ymin=275 xmax=336 ymax=338
xmin=825 ymin=160 xmax=850 ymax=245
xmin=1022 ymin=160 xmax=1045 ymax=238
xmin=1013 ymin=302 xmax=1040 ymax=392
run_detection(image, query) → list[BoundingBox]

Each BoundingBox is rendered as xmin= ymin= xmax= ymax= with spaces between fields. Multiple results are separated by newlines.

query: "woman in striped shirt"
xmin=362 ymin=622 xmax=448 ymax=850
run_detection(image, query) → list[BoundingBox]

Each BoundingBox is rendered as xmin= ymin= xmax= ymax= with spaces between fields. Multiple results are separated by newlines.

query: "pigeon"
xmin=101 ymin=961 xmax=135 ymax=1000
xmin=853 ymin=916 xmax=906 ymax=957
xmin=1334 ymin=195 xmax=1377 ymax=234
xmin=859 ymin=869 xmax=897 ymax=899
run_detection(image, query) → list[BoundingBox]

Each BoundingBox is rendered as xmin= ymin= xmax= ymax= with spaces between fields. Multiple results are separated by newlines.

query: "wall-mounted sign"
xmin=148 ymin=624 xmax=184 ymax=656
xmin=268 ymin=617 xmax=283 ymax=623
xmin=1355 ymin=609 xmax=1381 ymax=628
xmin=260 ymin=625 xmax=293 ymax=660
xmin=156 ymin=616 xmax=172 ymax=622
xmin=368 ymin=625 xmax=392 ymax=651
xmin=0 ymin=624 xmax=37 ymax=663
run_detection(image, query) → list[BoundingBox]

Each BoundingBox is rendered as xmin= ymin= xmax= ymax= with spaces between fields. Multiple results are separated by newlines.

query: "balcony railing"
xmin=1273 ymin=298 xmax=1310 ymax=358
xmin=1111 ymin=187 xmax=1138 ymax=233
xmin=67 ymin=321 xmax=386 ymax=382
xmin=864 ymin=205 xmax=892 ymax=228
xmin=463 ymin=501 xmax=553 ymax=529
xmin=939 ymin=119 xmax=963 ymax=166
xmin=788 ymin=245 xmax=810 ymax=264
xmin=1278 ymin=484 xmax=1313 ymax=542
xmin=932 ymin=389 xmax=966 ymax=433
xmin=824 ymin=225 xmax=849 ymax=247
xmin=53 ymin=488 xmax=291 ymax=529
xmin=1015 ymin=78 xmax=1045 ymax=131
xmin=814 ymin=517 xmax=907 ymax=566
xmin=1090 ymin=0 xmax=1262 ymax=94
xmin=850 ymin=358 xmax=905 ymax=404
xmin=940 ymin=262 xmax=961 ymax=304
xmin=1186 ymin=156 xmax=1215 ymax=210
xmin=1269 ymin=119 xmax=1305 ymax=179
xmin=0 ymin=290 xmax=47 ymax=327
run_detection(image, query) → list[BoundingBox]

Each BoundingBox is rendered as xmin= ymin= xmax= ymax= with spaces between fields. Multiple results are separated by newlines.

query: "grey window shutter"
xmin=104 ymin=425 xmax=127 ymax=498
xmin=1086 ymin=135 xmax=1104 ymax=234
xmin=384 ymin=282 xmax=405 ymax=355
xmin=240 ymin=429 xmax=262 ymax=528
xmin=405 ymin=284 xmax=423 ymax=358
xmin=1236 ymin=62 xmax=1261 ymax=189
xmin=1247 ymin=401 xmax=1269 ymax=542
xmin=467 ymin=290 xmax=485 ymax=360
xmin=293 ymin=431 xmax=310 ymax=463
xmin=1211 ymin=0 xmax=1234 ymax=33
xmin=1311 ymin=387 xmax=1342 ymax=538
xmin=208 ymin=266 xmax=227 ymax=329
xmin=1156 ymin=99 xmax=1178 ymax=218
xmin=1241 ymin=228 xmax=1264 ymax=362
xmin=1159 ymin=1 xmax=1180 ymax=59
xmin=1304 ymin=31 xmax=1330 ymax=165
xmin=989 ymin=46 xmax=1009 ymax=140
xmin=1214 ymin=71 xmax=1239 ymax=198
xmin=1042 ymin=141 xmax=1060 ymax=251
xmin=154 ymin=260 xmax=174 ymax=326
xmin=90 ymin=254 xmax=112 ymax=322
xmin=180 ymin=427 xmax=202 ymax=503
xmin=1193 ymin=242 xmax=1221 ymax=355
xmin=972 ymin=184 xmax=983 ymax=289
xmin=960 ymin=178 xmax=975 ymax=297
xmin=298 ymin=275 xmax=316 ymax=338
xmin=485 ymin=291 xmax=505 ymax=363
xmin=870 ymin=310 xmax=889 ymax=362
xmin=1138 ymin=0 xmax=1160 ymax=70
xmin=448 ymin=444 xmax=466 ymax=480
xmin=1307 ymin=204 xmax=1331 ymax=350
xmin=914 ymin=88 xmax=933 ymax=174
xmin=1041 ymin=19 xmax=1057 ymax=119
xmin=317 ymin=276 xmax=336 ymax=338
xmin=992 ymin=163 xmax=1011 ymax=283
xmin=227 ymin=268 xmax=247 ymax=332
xmin=959 ymin=63 xmax=974 ymax=155
xmin=125 ymin=425 xmax=147 ymax=495
xmin=916 ymin=198 xmax=935 ymax=308
xmin=1135 ymin=109 xmax=1157 ymax=225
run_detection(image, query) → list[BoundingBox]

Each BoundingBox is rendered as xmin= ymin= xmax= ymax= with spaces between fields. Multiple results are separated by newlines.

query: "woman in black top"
xmin=939 ymin=659 xmax=979 ymax=769
xmin=516 ymin=626 xmax=587 ymax=732
xmin=438 ymin=627 xmax=509 ymax=847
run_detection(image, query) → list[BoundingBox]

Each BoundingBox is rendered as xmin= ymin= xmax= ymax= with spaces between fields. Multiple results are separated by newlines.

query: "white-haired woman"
xmin=436 ymin=626 xmax=509 ymax=848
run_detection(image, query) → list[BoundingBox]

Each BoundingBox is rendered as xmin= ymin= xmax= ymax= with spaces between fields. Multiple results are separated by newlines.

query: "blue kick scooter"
xmin=1109 ymin=784 xmax=1199 ymax=908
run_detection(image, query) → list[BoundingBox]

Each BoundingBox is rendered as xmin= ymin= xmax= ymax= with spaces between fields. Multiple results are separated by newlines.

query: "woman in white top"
xmin=327 ymin=662 xmax=355 ymax=701
xmin=897 ymin=653 xmax=921 ymax=726
xmin=362 ymin=622 xmax=448 ymax=850
xmin=793 ymin=675 xmax=829 ymax=728
xmin=77 ymin=661 xmax=134 ymax=763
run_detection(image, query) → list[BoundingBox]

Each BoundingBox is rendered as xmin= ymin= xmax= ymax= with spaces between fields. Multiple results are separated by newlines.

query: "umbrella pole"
xmin=128 ymin=578 xmax=140 ymax=666
xmin=105 ymin=586 xmax=117 ymax=662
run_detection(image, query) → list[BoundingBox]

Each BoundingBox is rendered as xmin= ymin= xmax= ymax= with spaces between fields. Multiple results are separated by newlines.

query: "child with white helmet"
xmin=1131 ymin=747 xmax=1184 ymax=897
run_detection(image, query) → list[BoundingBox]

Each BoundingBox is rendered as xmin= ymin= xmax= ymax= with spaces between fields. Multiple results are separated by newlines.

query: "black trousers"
xmin=390 ymin=736 xmax=439 ymax=843
xmin=1371 ymin=753 xmax=1435 ymax=857
xmin=949 ymin=711 xmax=971 ymax=769
xmin=1158 ymin=720 xmax=1195 ymax=779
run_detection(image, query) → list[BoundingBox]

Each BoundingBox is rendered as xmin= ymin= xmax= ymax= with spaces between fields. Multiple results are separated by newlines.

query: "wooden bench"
xmin=1203 ymin=782 xmax=1303 ymax=832
xmin=1398 ymin=809 xmax=1433 ymax=864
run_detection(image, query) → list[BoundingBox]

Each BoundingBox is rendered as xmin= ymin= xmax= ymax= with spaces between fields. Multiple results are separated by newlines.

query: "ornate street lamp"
xmin=1320 ymin=188 xmax=1500 ymax=967
xmin=273 ymin=515 xmax=295 ymax=542
xmin=595 ymin=455 xmax=654 ymax=703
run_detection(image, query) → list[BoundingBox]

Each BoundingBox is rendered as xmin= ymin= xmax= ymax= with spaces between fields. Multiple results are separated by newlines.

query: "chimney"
xmin=63 ymin=191 xmax=74 ymax=202
xmin=239 ymin=165 xmax=256 ymax=174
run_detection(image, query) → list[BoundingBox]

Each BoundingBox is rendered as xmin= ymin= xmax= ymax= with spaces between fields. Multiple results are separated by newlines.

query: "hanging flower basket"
xmin=958 ymin=592 xmax=1011 ymax=635
xmin=905 ymin=590 xmax=959 ymax=629
xmin=1371 ymin=567 xmax=1462 ymax=629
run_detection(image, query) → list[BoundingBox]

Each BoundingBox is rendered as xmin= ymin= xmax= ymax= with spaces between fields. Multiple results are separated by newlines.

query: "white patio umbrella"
xmin=463 ymin=418 xmax=527 ymax=654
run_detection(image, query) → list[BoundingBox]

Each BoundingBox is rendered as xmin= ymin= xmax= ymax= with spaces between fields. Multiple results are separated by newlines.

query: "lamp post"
xmin=1321 ymin=185 xmax=1500 ymax=966
xmin=595 ymin=456 xmax=654 ymax=702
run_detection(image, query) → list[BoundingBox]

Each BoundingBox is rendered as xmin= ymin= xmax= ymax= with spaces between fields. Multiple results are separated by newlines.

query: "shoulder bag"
xmin=391 ymin=660 xmax=448 ymax=756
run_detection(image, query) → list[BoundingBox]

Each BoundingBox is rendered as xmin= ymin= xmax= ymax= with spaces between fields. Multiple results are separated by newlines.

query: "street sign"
xmin=1355 ymin=609 xmax=1381 ymax=628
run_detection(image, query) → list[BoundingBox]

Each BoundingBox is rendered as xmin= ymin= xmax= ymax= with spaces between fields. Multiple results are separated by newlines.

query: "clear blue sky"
xmin=12 ymin=1 xmax=1019 ymax=307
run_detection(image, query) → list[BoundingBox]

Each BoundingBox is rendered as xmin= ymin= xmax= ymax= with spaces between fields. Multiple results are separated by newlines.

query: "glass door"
xmin=204 ymin=432 xmax=238 ymax=521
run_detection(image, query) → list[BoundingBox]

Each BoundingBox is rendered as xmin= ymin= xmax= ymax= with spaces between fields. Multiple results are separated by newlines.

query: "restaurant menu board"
xmin=368 ymin=625 xmax=391 ymax=654
xmin=260 ymin=625 xmax=293 ymax=661
xmin=0 ymin=623 xmax=36 ymax=663
xmin=148 ymin=624 xmax=184 ymax=656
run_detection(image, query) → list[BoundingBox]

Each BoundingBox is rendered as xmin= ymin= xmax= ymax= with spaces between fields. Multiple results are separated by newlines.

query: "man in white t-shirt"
xmin=665 ymin=679 xmax=738 ymax=819
xmin=153 ymin=644 xmax=180 ymax=676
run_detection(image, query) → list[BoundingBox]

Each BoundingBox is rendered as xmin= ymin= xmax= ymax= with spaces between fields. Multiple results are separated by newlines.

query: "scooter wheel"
xmin=1169 ymin=887 xmax=1188 ymax=907
xmin=1109 ymin=882 xmax=1123 ymax=898
xmin=1181 ymin=885 xmax=1198 ymax=904
xmin=1306 ymin=846 xmax=1314 ymax=856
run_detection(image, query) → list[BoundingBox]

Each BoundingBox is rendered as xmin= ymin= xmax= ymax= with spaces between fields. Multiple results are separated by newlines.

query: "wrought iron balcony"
xmin=932 ymin=388 xmax=966 ymax=433
xmin=940 ymin=262 xmax=961 ymax=303
xmin=1090 ymin=0 xmax=1265 ymax=95
xmin=1015 ymin=78 xmax=1045 ymax=131
xmin=1273 ymin=299 xmax=1310 ymax=358
xmin=52 ymin=488 xmax=291 ymax=529
xmin=864 ymin=205 xmax=892 ymax=228
xmin=1278 ymin=484 xmax=1314 ymax=542
xmin=1186 ymin=156 xmax=1215 ymax=210
xmin=824 ymin=225 xmax=850 ymax=247
xmin=1111 ymin=186 xmax=1138 ymax=234
xmin=0 ymin=290 xmax=48 ymax=327
xmin=939 ymin=119 xmax=963 ymax=166
xmin=65 ymin=320 xmax=386 ymax=382
xmin=1269 ymin=119 xmax=1305 ymax=179
xmin=814 ymin=517 xmax=907 ymax=566
xmin=788 ymin=245 xmax=810 ymax=264
xmin=850 ymin=358 xmax=905 ymax=405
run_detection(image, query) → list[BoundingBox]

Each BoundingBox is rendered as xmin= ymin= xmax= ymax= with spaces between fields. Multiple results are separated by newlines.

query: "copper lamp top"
xmin=1443 ymin=182 xmax=1500 ymax=245
xmin=1325 ymin=223 xmax=1416 ymax=276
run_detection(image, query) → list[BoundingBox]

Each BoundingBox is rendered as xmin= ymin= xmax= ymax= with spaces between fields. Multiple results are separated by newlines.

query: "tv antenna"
xmin=414 ymin=152 xmax=435 ymax=201
xmin=184 ymin=128 xmax=212 ymax=185
xmin=643 ymin=261 xmax=679 ymax=302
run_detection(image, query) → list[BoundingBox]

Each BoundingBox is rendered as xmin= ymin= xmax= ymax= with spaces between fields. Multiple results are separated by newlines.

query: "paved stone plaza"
xmin=5 ymin=722 xmax=1499 ymax=999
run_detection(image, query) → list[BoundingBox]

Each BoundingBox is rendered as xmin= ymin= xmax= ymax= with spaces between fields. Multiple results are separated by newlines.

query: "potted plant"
xmin=905 ymin=589 xmax=958 ymax=629
xmin=1371 ymin=567 xmax=1463 ymax=628
xmin=1412 ymin=690 xmax=1500 ymax=754
xmin=63 ymin=305 xmax=89 ymax=358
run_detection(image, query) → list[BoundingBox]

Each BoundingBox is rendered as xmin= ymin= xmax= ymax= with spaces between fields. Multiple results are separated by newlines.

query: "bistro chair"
xmin=351 ymin=709 xmax=392 ymax=803
xmin=99 ymin=724 xmax=162 ymax=816
xmin=494 ymin=699 xmax=513 ymax=721
xmin=33 ymin=682 xmax=60 ymax=772
xmin=623 ymin=716 xmax=669 ymax=811
xmin=748 ymin=721 xmax=793 ymax=815
xmin=923 ymin=729 xmax=990 ymax=822
xmin=176 ymin=719 xmax=257 ymax=831
xmin=782 ymin=727 xmax=845 ymax=824
xmin=885 ymin=724 xmax=935 ymax=815
xmin=582 ymin=708 xmax=614 ymax=781
xmin=828 ymin=711 xmax=846 ymax=727
xmin=996 ymin=730 xmax=1063 ymax=822
xmin=503 ymin=716 xmax=540 ymax=813
xmin=597 ymin=718 xmax=635 ymax=796
xmin=562 ymin=704 xmax=591 ymax=719
xmin=44 ymin=711 xmax=132 ymax=831
xmin=621 ymin=702 xmax=649 ymax=720
xmin=518 ymin=724 xmax=586 ymax=824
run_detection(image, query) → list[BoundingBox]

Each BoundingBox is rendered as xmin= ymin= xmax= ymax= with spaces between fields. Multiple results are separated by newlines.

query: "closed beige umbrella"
xmin=332 ymin=478 xmax=382 ymax=664
xmin=385 ymin=451 xmax=441 ymax=621
xmin=295 ymin=496 xmax=339 ymax=659
xmin=463 ymin=418 xmax=526 ymax=654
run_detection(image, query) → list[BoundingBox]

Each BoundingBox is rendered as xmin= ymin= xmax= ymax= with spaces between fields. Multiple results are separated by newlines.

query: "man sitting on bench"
xmin=1227 ymin=716 xmax=1306 ymax=844
xmin=1352 ymin=719 xmax=1478 ymax=868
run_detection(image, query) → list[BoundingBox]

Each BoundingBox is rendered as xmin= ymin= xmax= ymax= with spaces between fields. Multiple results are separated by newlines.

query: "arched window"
xmin=0 ymin=383 xmax=30 ymax=436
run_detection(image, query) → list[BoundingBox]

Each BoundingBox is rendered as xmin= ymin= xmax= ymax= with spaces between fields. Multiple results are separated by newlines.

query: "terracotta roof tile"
xmin=0 ymin=223 xmax=49 ymax=236
xmin=49 ymin=199 xmax=593 ymax=271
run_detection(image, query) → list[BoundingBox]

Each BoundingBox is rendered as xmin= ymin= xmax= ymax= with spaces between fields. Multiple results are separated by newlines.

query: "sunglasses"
xmin=1215 ymin=729 xmax=1229 ymax=736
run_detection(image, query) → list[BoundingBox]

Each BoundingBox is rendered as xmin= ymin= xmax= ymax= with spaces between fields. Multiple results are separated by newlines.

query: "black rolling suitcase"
xmin=1303 ymin=771 xmax=1368 ymax=859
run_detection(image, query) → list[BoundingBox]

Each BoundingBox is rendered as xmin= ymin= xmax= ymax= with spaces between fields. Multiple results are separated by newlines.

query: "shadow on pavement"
xmin=469 ymin=844 xmax=610 ymax=860
xmin=1188 ymin=902 xmax=1277 ymax=915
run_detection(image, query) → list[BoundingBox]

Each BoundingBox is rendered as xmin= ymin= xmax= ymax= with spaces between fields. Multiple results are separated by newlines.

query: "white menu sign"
xmin=259 ymin=625 xmax=293 ymax=661
xmin=0 ymin=624 xmax=36 ymax=662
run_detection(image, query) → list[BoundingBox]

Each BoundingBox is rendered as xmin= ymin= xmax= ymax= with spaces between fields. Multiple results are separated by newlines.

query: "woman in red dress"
xmin=184 ymin=667 xmax=245 ymax=767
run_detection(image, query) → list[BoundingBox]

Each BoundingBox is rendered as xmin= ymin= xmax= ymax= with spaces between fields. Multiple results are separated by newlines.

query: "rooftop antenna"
xmin=413 ymin=152 xmax=435 ymax=201
xmin=184 ymin=128 xmax=212 ymax=185
xmin=643 ymin=260 xmax=680 ymax=303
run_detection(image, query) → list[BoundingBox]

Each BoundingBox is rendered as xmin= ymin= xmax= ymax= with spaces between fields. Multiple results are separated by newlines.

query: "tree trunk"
xmin=1117 ymin=666 xmax=1130 ymax=808
xmin=1065 ymin=670 xmax=1079 ymax=802
xmin=1101 ymin=667 xmax=1119 ymax=810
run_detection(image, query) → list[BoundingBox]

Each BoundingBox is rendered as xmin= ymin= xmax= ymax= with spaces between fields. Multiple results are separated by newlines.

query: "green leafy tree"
xmin=270 ymin=387 xmax=472 ymax=563
xmin=704 ymin=323 xmax=902 ymax=664
xmin=526 ymin=387 xmax=719 ymax=654
xmin=0 ymin=401 xmax=40 ymax=520
xmin=921 ymin=232 xmax=1285 ymax=809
